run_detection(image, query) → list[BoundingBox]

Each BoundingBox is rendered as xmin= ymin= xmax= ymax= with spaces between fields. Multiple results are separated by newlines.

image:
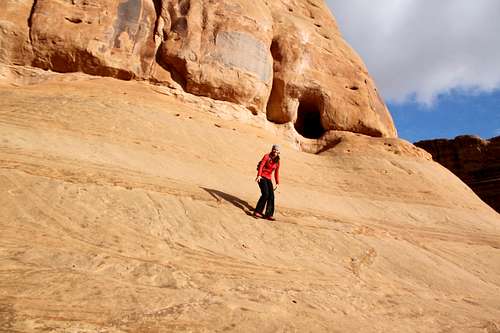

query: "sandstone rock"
xmin=0 ymin=0 xmax=34 ymax=65
xmin=1 ymin=79 xmax=499 ymax=332
xmin=155 ymin=0 xmax=274 ymax=114
xmin=1 ymin=3 xmax=499 ymax=331
xmin=415 ymin=135 xmax=500 ymax=213
xmin=265 ymin=1 xmax=396 ymax=139
xmin=0 ymin=0 xmax=397 ymax=148
xmin=156 ymin=0 xmax=397 ymax=138
xmin=29 ymin=0 xmax=157 ymax=79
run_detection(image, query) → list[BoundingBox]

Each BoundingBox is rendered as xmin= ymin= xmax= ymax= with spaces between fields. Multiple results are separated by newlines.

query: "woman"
xmin=254 ymin=144 xmax=280 ymax=220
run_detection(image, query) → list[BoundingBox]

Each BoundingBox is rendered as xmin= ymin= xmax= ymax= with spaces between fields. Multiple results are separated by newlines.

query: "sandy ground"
xmin=1 ymin=76 xmax=499 ymax=333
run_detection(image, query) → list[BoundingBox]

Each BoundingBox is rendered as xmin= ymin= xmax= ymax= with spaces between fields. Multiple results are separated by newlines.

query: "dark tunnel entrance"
xmin=294 ymin=99 xmax=325 ymax=139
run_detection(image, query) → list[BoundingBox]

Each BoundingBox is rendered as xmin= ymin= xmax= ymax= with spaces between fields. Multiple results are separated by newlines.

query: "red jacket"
xmin=258 ymin=154 xmax=280 ymax=184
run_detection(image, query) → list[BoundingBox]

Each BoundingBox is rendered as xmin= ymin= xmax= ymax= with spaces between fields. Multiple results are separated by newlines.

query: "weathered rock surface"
xmin=0 ymin=0 xmax=34 ymax=66
xmin=2 ymin=3 xmax=497 ymax=329
xmin=155 ymin=0 xmax=274 ymax=114
xmin=415 ymin=135 xmax=500 ymax=213
xmin=265 ymin=1 xmax=395 ymax=138
xmin=0 ymin=77 xmax=499 ymax=332
xmin=30 ymin=0 xmax=158 ymax=79
xmin=0 ymin=0 xmax=396 ymax=149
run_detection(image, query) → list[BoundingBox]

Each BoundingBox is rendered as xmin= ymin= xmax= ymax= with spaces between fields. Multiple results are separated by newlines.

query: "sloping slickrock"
xmin=0 ymin=78 xmax=499 ymax=332
xmin=415 ymin=135 xmax=500 ymax=213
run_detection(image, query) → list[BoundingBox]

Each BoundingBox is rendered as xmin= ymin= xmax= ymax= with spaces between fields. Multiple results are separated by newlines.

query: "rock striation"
xmin=1 ymin=2 xmax=499 ymax=332
xmin=0 ymin=78 xmax=499 ymax=332
xmin=415 ymin=135 xmax=500 ymax=213
xmin=0 ymin=0 xmax=397 ymax=149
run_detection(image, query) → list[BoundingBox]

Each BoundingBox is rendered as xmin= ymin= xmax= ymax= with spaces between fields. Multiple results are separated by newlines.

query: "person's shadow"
xmin=202 ymin=187 xmax=254 ymax=215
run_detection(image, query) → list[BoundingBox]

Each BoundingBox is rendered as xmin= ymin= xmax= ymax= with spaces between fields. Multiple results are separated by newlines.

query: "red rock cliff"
xmin=415 ymin=135 xmax=500 ymax=212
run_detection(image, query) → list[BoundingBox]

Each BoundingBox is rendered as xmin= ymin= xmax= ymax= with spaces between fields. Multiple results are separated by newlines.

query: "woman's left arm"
xmin=274 ymin=161 xmax=280 ymax=185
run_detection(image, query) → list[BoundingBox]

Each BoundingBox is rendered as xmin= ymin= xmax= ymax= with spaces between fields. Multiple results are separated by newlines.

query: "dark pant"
xmin=255 ymin=178 xmax=274 ymax=217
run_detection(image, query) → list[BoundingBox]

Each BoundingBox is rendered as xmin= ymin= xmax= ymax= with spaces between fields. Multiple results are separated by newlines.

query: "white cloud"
xmin=326 ymin=0 xmax=500 ymax=105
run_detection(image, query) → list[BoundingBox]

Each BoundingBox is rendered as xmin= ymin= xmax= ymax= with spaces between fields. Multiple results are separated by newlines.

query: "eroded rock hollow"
xmin=0 ymin=0 xmax=397 ymax=147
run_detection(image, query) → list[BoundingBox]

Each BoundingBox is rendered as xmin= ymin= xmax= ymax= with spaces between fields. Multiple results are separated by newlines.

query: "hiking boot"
xmin=253 ymin=212 xmax=263 ymax=218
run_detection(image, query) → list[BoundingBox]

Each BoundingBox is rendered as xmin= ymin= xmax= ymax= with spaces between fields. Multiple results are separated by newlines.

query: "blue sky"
xmin=326 ymin=0 xmax=500 ymax=142
xmin=389 ymin=89 xmax=500 ymax=142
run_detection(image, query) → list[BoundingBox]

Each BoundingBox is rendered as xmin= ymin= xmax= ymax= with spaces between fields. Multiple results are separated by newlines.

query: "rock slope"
xmin=1 ymin=1 xmax=499 ymax=331
xmin=0 ymin=75 xmax=499 ymax=332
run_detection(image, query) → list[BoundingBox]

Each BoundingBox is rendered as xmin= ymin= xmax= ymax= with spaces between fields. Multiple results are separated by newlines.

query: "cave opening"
xmin=294 ymin=98 xmax=325 ymax=139
xmin=270 ymin=39 xmax=282 ymax=62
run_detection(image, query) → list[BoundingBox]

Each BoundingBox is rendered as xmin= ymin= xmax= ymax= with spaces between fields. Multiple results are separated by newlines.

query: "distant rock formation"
xmin=0 ymin=0 xmax=397 ymax=150
xmin=415 ymin=135 xmax=500 ymax=212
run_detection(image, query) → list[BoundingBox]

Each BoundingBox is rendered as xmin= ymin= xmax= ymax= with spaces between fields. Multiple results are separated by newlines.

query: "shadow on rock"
xmin=202 ymin=187 xmax=254 ymax=214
